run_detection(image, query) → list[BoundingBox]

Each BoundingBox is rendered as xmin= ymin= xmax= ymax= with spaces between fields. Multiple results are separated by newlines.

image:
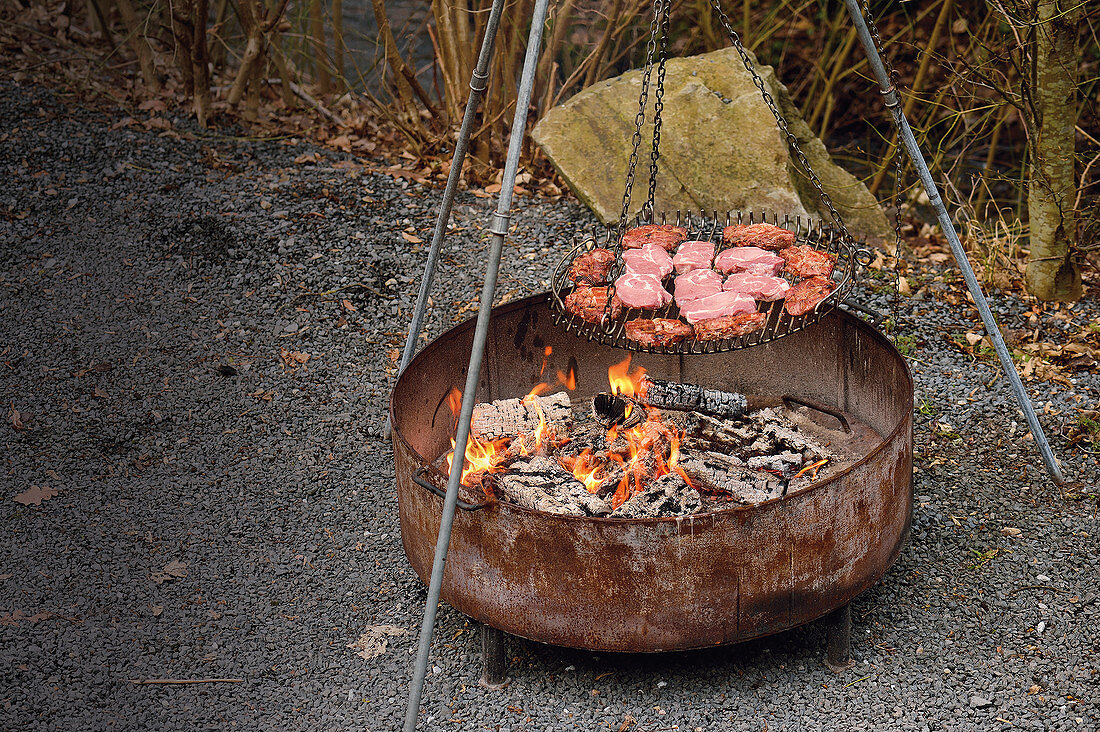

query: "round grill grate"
xmin=549 ymin=210 xmax=868 ymax=354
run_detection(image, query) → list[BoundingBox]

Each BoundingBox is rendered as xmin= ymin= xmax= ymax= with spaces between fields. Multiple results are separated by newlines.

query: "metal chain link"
xmin=708 ymin=0 xmax=851 ymax=242
xmin=860 ymin=0 xmax=907 ymax=316
xmin=646 ymin=0 xmax=672 ymax=215
xmin=615 ymin=0 xmax=666 ymax=236
xmin=606 ymin=0 xmax=667 ymax=330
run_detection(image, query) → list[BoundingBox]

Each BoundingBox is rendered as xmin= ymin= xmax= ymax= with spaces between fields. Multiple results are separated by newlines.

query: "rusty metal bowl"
xmin=390 ymin=294 xmax=912 ymax=653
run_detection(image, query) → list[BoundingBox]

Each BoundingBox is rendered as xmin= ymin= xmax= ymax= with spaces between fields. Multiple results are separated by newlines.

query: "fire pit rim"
xmin=390 ymin=292 xmax=913 ymax=524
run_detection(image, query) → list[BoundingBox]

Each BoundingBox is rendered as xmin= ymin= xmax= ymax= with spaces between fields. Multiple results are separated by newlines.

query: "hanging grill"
xmin=547 ymin=0 xmax=872 ymax=354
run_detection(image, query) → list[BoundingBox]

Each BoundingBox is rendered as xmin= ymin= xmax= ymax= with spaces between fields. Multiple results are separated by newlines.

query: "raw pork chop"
xmin=672 ymin=240 xmax=715 ymax=274
xmin=614 ymin=273 xmax=673 ymax=310
xmin=622 ymin=224 xmax=687 ymax=251
xmin=694 ymin=312 xmax=768 ymax=340
xmin=624 ymin=318 xmax=694 ymax=347
xmin=564 ymin=286 xmax=622 ymax=324
xmin=678 ymin=291 xmax=756 ymax=324
xmin=722 ymin=272 xmax=791 ymax=301
xmin=622 ymin=243 xmax=674 ymax=278
xmin=568 ymin=248 xmax=615 ymax=285
xmin=721 ymin=223 xmax=796 ymax=250
xmin=714 ymin=246 xmax=784 ymax=276
xmin=784 ymin=276 xmax=836 ymax=316
xmin=674 ymin=269 xmax=724 ymax=306
xmin=779 ymin=245 xmax=836 ymax=278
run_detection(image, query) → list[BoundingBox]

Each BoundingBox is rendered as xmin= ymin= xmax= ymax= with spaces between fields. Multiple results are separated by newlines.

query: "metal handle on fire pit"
xmin=841 ymin=298 xmax=885 ymax=329
xmin=413 ymin=466 xmax=492 ymax=511
xmin=782 ymin=395 xmax=852 ymax=434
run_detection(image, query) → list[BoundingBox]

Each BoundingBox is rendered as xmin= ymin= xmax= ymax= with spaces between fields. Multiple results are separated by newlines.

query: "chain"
xmin=615 ymin=0 xmax=666 ymax=236
xmin=860 ymin=0 xmax=907 ymax=317
xmin=708 ymin=0 xmax=851 ymax=242
xmin=646 ymin=0 xmax=672 ymax=215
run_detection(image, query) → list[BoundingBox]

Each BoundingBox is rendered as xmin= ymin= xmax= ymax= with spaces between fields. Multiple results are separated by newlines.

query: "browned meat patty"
xmin=784 ymin=276 xmax=836 ymax=316
xmin=621 ymin=224 xmax=687 ymax=251
xmin=624 ymin=317 xmax=694 ymax=347
xmin=568 ymin=248 xmax=616 ymax=285
xmin=564 ymin=286 xmax=622 ymax=324
xmin=693 ymin=312 xmax=768 ymax=340
xmin=779 ymin=244 xmax=836 ymax=278
xmin=721 ymin=223 xmax=796 ymax=251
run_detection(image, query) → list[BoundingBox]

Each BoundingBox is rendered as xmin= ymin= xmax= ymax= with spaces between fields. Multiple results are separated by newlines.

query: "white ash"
xmin=744 ymin=452 xmax=803 ymax=475
xmin=611 ymin=473 xmax=701 ymax=518
xmin=494 ymin=456 xmax=610 ymax=517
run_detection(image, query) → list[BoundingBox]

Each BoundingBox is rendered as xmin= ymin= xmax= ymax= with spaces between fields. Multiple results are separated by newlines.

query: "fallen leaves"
xmin=1001 ymin=527 xmax=1022 ymax=538
xmin=13 ymin=485 xmax=58 ymax=506
xmin=151 ymin=560 xmax=188 ymax=585
xmin=9 ymin=402 xmax=27 ymax=431
xmin=401 ymin=231 xmax=423 ymax=244
xmin=347 ymin=625 xmax=407 ymax=661
xmin=0 ymin=610 xmax=53 ymax=626
xmin=340 ymin=299 xmax=357 ymax=312
xmin=279 ymin=348 xmax=311 ymax=369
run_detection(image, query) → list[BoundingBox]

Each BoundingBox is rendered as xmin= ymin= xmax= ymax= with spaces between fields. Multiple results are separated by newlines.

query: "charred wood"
xmin=471 ymin=392 xmax=572 ymax=441
xmin=611 ymin=473 xmax=701 ymax=518
xmin=494 ymin=456 xmax=610 ymax=517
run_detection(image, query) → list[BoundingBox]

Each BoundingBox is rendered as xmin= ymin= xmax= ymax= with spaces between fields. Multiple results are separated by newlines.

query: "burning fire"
xmin=446 ymin=434 xmax=509 ymax=486
xmin=607 ymin=355 xmax=646 ymax=398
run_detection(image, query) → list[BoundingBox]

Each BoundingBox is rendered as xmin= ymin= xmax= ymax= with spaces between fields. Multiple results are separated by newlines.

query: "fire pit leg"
xmin=824 ymin=603 xmax=854 ymax=672
xmin=479 ymin=624 xmax=508 ymax=689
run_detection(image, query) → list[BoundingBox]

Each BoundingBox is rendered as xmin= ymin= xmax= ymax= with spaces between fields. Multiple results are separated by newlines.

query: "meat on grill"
xmin=568 ymin=248 xmax=616 ymax=285
xmin=671 ymin=240 xmax=715 ymax=274
xmin=614 ymin=273 xmax=673 ymax=310
xmin=714 ymin=246 xmax=784 ymax=276
xmin=622 ymin=224 xmax=688 ymax=251
xmin=564 ymin=286 xmax=622 ymax=324
xmin=674 ymin=268 xmax=724 ymax=307
xmin=693 ymin=312 xmax=768 ymax=340
xmin=622 ymin=243 xmax=674 ymax=279
xmin=784 ymin=276 xmax=836 ymax=316
xmin=721 ymin=223 xmax=796 ymax=251
xmin=624 ymin=318 xmax=695 ymax=347
xmin=722 ymin=272 xmax=791 ymax=301
xmin=779 ymin=245 xmax=837 ymax=278
xmin=678 ymin=291 xmax=757 ymax=324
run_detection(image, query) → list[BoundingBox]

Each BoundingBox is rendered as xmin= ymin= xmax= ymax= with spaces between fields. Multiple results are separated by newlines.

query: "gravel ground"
xmin=2 ymin=81 xmax=1098 ymax=732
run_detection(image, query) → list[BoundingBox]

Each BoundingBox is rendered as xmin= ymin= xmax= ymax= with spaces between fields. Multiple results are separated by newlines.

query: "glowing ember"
xmin=567 ymin=449 xmax=604 ymax=493
xmin=793 ymin=457 xmax=829 ymax=481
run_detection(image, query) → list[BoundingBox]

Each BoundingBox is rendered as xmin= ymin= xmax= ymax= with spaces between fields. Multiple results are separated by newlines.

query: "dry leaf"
xmin=965 ymin=332 xmax=983 ymax=346
xmin=347 ymin=625 xmax=407 ymax=661
xmin=1001 ymin=527 xmax=1022 ymax=537
xmin=151 ymin=559 xmax=188 ymax=584
xmin=280 ymin=348 xmax=311 ymax=367
xmin=0 ymin=610 xmax=26 ymax=626
xmin=9 ymin=403 xmax=25 ymax=431
xmin=897 ymin=277 xmax=912 ymax=296
xmin=340 ymin=299 xmax=357 ymax=312
xmin=93 ymin=386 xmax=108 ymax=399
xmin=387 ymin=349 xmax=400 ymax=364
xmin=401 ymin=232 xmax=423 ymax=244
xmin=151 ymin=605 xmax=163 ymax=617
xmin=14 ymin=485 xmax=58 ymax=506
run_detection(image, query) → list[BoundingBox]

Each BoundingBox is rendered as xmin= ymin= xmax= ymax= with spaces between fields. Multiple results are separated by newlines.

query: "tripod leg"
xmin=844 ymin=0 xmax=1064 ymax=485
xmin=386 ymin=0 xmax=507 ymax=440
xmin=401 ymin=1 xmax=552 ymax=730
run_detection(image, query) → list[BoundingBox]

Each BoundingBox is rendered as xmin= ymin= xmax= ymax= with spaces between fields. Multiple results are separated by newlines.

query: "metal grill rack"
xmin=549 ymin=210 xmax=862 ymax=354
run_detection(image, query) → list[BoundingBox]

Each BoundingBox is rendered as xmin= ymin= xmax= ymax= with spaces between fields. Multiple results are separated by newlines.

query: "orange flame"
xmin=793 ymin=457 xmax=829 ymax=481
xmin=446 ymin=434 xmax=510 ymax=486
xmin=568 ymin=449 xmax=604 ymax=494
xmin=538 ymin=346 xmax=553 ymax=377
xmin=608 ymin=355 xmax=646 ymax=398
xmin=446 ymin=387 xmax=462 ymax=418
xmin=556 ymin=367 xmax=577 ymax=391
xmin=668 ymin=429 xmax=693 ymax=488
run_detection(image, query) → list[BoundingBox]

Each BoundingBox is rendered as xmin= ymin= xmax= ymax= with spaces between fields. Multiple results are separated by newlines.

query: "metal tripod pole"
xmin=843 ymin=0 xmax=1064 ymax=485
xmin=401 ymin=0 xmax=552 ymax=729
xmin=384 ymin=0 xmax=507 ymax=440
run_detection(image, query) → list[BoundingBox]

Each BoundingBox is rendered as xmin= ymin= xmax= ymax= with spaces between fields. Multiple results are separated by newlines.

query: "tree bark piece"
xmin=470 ymin=392 xmax=572 ymax=441
xmin=1026 ymin=0 xmax=1082 ymax=301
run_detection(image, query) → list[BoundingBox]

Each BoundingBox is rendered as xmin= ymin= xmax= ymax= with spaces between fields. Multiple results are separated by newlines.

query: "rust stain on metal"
xmin=391 ymin=295 xmax=913 ymax=653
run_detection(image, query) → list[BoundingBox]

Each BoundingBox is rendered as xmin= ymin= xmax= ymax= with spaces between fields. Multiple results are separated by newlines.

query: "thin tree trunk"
xmin=309 ymin=0 xmax=332 ymax=94
xmin=116 ymin=0 xmax=160 ymax=91
xmin=332 ymin=0 xmax=345 ymax=91
xmin=1025 ymin=0 xmax=1082 ymax=301
xmin=227 ymin=0 xmax=262 ymax=106
xmin=191 ymin=0 xmax=211 ymax=126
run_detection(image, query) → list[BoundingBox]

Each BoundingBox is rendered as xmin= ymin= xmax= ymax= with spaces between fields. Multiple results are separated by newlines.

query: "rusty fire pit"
xmin=390 ymin=293 xmax=912 ymax=678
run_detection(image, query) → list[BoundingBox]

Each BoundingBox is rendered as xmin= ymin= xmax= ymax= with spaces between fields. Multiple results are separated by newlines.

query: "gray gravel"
xmin=2 ymin=81 xmax=1098 ymax=732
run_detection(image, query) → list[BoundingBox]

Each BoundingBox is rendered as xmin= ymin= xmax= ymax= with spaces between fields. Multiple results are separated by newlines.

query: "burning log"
xmin=471 ymin=392 xmax=572 ymax=441
xmin=611 ymin=473 xmax=701 ymax=518
xmin=679 ymin=450 xmax=784 ymax=504
xmin=493 ymin=456 xmax=611 ymax=517
xmin=593 ymin=377 xmax=781 ymax=427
